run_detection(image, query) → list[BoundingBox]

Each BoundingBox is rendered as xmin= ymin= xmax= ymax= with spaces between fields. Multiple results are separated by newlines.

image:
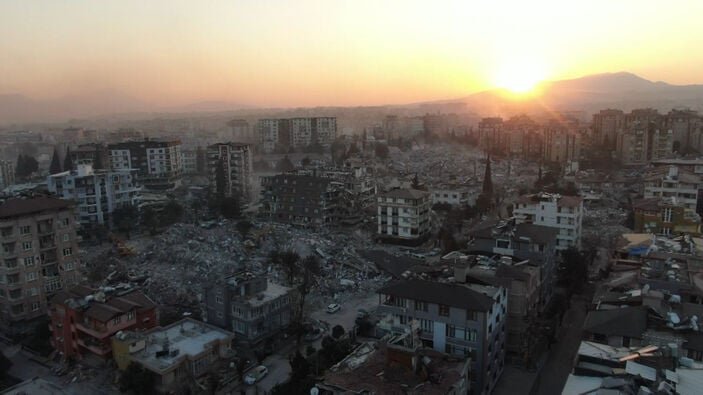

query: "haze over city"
xmin=2 ymin=0 xmax=703 ymax=110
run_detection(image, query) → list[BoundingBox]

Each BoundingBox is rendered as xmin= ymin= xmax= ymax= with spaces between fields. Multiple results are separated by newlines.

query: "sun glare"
xmin=494 ymin=60 xmax=547 ymax=95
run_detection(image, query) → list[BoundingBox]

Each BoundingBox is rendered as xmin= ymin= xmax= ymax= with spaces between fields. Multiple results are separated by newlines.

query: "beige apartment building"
xmin=0 ymin=197 xmax=82 ymax=336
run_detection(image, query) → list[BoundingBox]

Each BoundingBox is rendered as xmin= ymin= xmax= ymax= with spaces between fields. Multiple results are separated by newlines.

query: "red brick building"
xmin=49 ymin=285 xmax=158 ymax=360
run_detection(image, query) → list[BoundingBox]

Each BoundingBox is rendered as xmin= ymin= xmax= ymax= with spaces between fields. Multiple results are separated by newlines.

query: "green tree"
xmin=558 ymin=246 xmax=589 ymax=298
xmin=112 ymin=204 xmax=139 ymax=239
xmin=331 ymin=325 xmax=345 ymax=339
xmin=63 ymin=147 xmax=74 ymax=171
xmin=49 ymin=147 xmax=62 ymax=174
xmin=220 ymin=197 xmax=240 ymax=219
xmin=236 ymin=220 xmax=253 ymax=239
xmin=160 ymin=200 xmax=184 ymax=226
xmin=270 ymin=249 xmax=301 ymax=284
xmin=119 ymin=363 xmax=156 ymax=394
xmin=290 ymin=350 xmax=310 ymax=381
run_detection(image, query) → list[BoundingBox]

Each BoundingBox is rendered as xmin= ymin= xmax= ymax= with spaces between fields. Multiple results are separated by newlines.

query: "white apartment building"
xmin=108 ymin=139 xmax=183 ymax=190
xmin=207 ymin=143 xmax=253 ymax=203
xmin=431 ymin=186 xmax=474 ymax=207
xmin=513 ymin=192 xmax=584 ymax=250
xmin=47 ymin=164 xmax=141 ymax=226
xmin=377 ymin=188 xmax=431 ymax=243
xmin=643 ymin=165 xmax=702 ymax=212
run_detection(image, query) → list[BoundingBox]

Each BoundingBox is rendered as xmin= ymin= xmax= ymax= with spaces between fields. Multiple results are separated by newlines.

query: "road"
xmin=247 ymin=292 xmax=380 ymax=393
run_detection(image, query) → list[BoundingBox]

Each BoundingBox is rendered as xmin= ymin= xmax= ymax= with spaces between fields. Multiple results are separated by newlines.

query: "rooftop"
xmin=379 ymin=279 xmax=496 ymax=311
xmin=52 ymin=285 xmax=156 ymax=322
xmin=380 ymin=188 xmax=430 ymax=200
xmin=242 ymin=282 xmax=292 ymax=307
xmin=0 ymin=196 xmax=73 ymax=218
xmin=514 ymin=192 xmax=583 ymax=208
xmin=129 ymin=318 xmax=233 ymax=373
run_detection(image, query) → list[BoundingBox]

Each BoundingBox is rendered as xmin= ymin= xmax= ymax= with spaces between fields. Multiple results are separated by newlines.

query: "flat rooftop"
xmin=130 ymin=318 xmax=232 ymax=373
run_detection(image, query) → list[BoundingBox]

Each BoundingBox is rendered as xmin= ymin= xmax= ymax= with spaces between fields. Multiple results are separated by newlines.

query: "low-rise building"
xmin=633 ymin=197 xmax=701 ymax=235
xmin=513 ymin=192 xmax=584 ymax=250
xmin=49 ymin=285 xmax=158 ymax=360
xmin=47 ymin=164 xmax=141 ymax=226
xmin=204 ymin=271 xmax=294 ymax=346
xmin=431 ymin=185 xmax=474 ymax=207
xmin=643 ymin=166 xmax=702 ymax=213
xmin=377 ymin=279 xmax=507 ymax=394
xmin=0 ymin=197 xmax=82 ymax=336
xmin=377 ymin=188 xmax=431 ymax=245
xmin=112 ymin=318 xmax=234 ymax=394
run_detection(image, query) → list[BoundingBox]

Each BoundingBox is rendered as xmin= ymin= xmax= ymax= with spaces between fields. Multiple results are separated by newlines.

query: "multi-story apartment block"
xmin=377 ymin=188 xmax=431 ymax=245
xmin=228 ymin=119 xmax=255 ymax=142
xmin=112 ymin=318 xmax=234 ymax=394
xmin=513 ymin=192 xmax=584 ymax=250
xmin=431 ymin=185 xmax=473 ymax=207
xmin=616 ymin=121 xmax=673 ymax=166
xmin=477 ymin=117 xmax=505 ymax=153
xmin=466 ymin=219 xmax=559 ymax=310
xmin=665 ymin=109 xmax=701 ymax=150
xmin=592 ymin=109 xmax=624 ymax=145
xmin=207 ymin=143 xmax=253 ymax=203
xmin=543 ymin=127 xmax=580 ymax=164
xmin=70 ymin=143 xmax=110 ymax=170
xmin=47 ymin=164 xmax=141 ymax=226
xmin=377 ymin=279 xmax=508 ymax=394
xmin=257 ymin=117 xmax=337 ymax=154
xmin=0 ymin=160 xmax=15 ymax=190
xmin=643 ymin=166 xmax=702 ymax=213
xmin=108 ymin=138 xmax=183 ymax=190
xmin=204 ymin=272 xmax=293 ymax=346
xmin=632 ymin=197 xmax=701 ymax=236
xmin=49 ymin=285 xmax=157 ymax=360
xmin=259 ymin=174 xmax=343 ymax=226
xmin=0 ymin=197 xmax=81 ymax=336
xmin=180 ymin=149 xmax=198 ymax=175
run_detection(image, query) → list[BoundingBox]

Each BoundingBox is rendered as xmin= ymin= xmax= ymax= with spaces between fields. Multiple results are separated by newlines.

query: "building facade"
xmin=260 ymin=174 xmax=343 ymax=226
xmin=513 ymin=192 xmax=584 ymax=250
xmin=0 ymin=160 xmax=15 ymax=190
xmin=377 ymin=279 xmax=507 ymax=394
xmin=49 ymin=285 xmax=157 ymax=360
xmin=47 ymin=164 xmax=141 ymax=226
xmin=633 ymin=197 xmax=701 ymax=236
xmin=257 ymin=117 xmax=337 ymax=154
xmin=207 ymin=143 xmax=253 ymax=203
xmin=0 ymin=197 xmax=82 ymax=336
xmin=204 ymin=272 xmax=293 ymax=346
xmin=643 ymin=166 xmax=702 ymax=213
xmin=377 ymin=188 xmax=431 ymax=244
xmin=108 ymin=139 xmax=183 ymax=190
xmin=592 ymin=109 xmax=625 ymax=146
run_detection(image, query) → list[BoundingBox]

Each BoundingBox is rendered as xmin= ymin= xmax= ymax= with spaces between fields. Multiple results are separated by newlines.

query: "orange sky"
xmin=1 ymin=0 xmax=702 ymax=107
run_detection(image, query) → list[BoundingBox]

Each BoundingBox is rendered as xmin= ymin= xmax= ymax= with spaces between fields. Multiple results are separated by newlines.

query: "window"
xmin=26 ymin=287 xmax=38 ymax=297
xmin=127 ymin=311 xmax=135 ymax=320
xmin=20 ymin=225 xmax=31 ymax=235
xmin=439 ymin=304 xmax=450 ymax=317
xmin=63 ymin=234 xmax=70 ymax=242
xmin=113 ymin=316 xmax=122 ymax=325
xmin=420 ymin=319 xmax=433 ymax=332
xmin=26 ymin=272 xmax=37 ymax=282
xmin=216 ymin=295 xmax=223 ymax=304
xmin=467 ymin=311 xmax=478 ymax=321
xmin=662 ymin=208 xmax=672 ymax=222
xmin=23 ymin=257 xmax=34 ymax=266
xmin=64 ymin=262 xmax=74 ymax=271
xmin=22 ymin=241 xmax=32 ymax=251
xmin=31 ymin=302 xmax=41 ymax=311
xmin=415 ymin=300 xmax=428 ymax=312
xmin=62 ymin=248 xmax=72 ymax=257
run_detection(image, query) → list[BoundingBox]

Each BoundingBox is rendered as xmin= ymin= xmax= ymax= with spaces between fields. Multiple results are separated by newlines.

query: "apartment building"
xmin=228 ymin=119 xmax=256 ymax=142
xmin=108 ymin=138 xmax=183 ymax=190
xmin=431 ymin=185 xmax=473 ymax=207
xmin=260 ymin=174 xmax=343 ymax=226
xmin=180 ymin=149 xmax=198 ymax=175
xmin=112 ymin=318 xmax=234 ymax=393
xmin=477 ymin=117 xmax=505 ymax=153
xmin=48 ymin=285 xmax=157 ymax=360
xmin=206 ymin=143 xmax=253 ymax=203
xmin=70 ymin=143 xmax=110 ymax=170
xmin=633 ymin=197 xmax=701 ymax=236
xmin=377 ymin=279 xmax=508 ymax=394
xmin=592 ymin=109 xmax=625 ymax=145
xmin=643 ymin=166 xmax=702 ymax=213
xmin=543 ymin=128 xmax=580 ymax=164
xmin=47 ymin=164 xmax=141 ymax=226
xmin=0 ymin=160 xmax=15 ymax=190
xmin=0 ymin=197 xmax=81 ymax=336
xmin=204 ymin=271 xmax=293 ymax=346
xmin=665 ymin=109 xmax=702 ymax=150
xmin=257 ymin=117 xmax=337 ymax=154
xmin=616 ymin=122 xmax=673 ymax=166
xmin=513 ymin=192 xmax=584 ymax=250
xmin=377 ymin=188 xmax=431 ymax=245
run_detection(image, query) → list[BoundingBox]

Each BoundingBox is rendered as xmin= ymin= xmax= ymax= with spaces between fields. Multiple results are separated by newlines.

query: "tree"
xmin=290 ymin=350 xmax=310 ymax=381
xmin=411 ymin=173 xmax=420 ymax=189
xmin=112 ymin=204 xmax=139 ymax=239
xmin=331 ymin=325 xmax=345 ymax=339
xmin=63 ymin=147 xmax=74 ymax=171
xmin=142 ymin=207 xmax=159 ymax=234
xmin=220 ymin=197 xmax=240 ymax=219
xmin=277 ymin=156 xmax=295 ymax=172
xmin=119 ymin=363 xmax=156 ymax=394
xmin=374 ymin=143 xmax=389 ymax=159
xmin=196 ymin=146 xmax=207 ymax=175
xmin=558 ymin=246 xmax=589 ymax=298
xmin=236 ymin=220 xmax=253 ymax=239
xmin=301 ymin=156 xmax=311 ymax=166
xmin=271 ymin=249 xmax=301 ymax=284
xmin=15 ymin=154 xmax=38 ymax=180
xmin=50 ymin=147 xmax=62 ymax=174
xmin=296 ymin=255 xmax=321 ymax=344
xmin=160 ymin=200 xmax=184 ymax=226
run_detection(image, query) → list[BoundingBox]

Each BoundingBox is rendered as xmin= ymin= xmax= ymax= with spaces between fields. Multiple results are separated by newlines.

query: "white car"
xmin=327 ymin=303 xmax=341 ymax=313
xmin=244 ymin=365 xmax=268 ymax=385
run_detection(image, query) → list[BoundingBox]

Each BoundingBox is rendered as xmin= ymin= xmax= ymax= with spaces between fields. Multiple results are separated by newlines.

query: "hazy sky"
xmin=1 ymin=0 xmax=702 ymax=107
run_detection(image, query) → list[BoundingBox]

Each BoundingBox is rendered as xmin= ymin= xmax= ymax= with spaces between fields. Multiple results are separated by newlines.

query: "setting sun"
xmin=494 ymin=59 xmax=547 ymax=94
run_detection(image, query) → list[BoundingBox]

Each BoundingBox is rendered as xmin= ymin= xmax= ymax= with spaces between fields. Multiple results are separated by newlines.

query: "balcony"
xmin=76 ymin=337 xmax=111 ymax=356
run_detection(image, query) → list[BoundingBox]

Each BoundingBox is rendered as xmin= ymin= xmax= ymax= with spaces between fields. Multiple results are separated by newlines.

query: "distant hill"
xmin=450 ymin=72 xmax=703 ymax=116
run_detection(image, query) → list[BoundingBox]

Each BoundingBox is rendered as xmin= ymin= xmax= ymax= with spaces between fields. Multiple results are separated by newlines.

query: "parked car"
xmin=244 ymin=365 xmax=268 ymax=385
xmin=327 ymin=303 xmax=341 ymax=314
xmin=357 ymin=308 xmax=370 ymax=319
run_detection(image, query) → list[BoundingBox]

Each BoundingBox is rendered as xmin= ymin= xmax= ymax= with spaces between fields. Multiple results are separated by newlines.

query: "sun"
xmin=494 ymin=60 xmax=546 ymax=95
